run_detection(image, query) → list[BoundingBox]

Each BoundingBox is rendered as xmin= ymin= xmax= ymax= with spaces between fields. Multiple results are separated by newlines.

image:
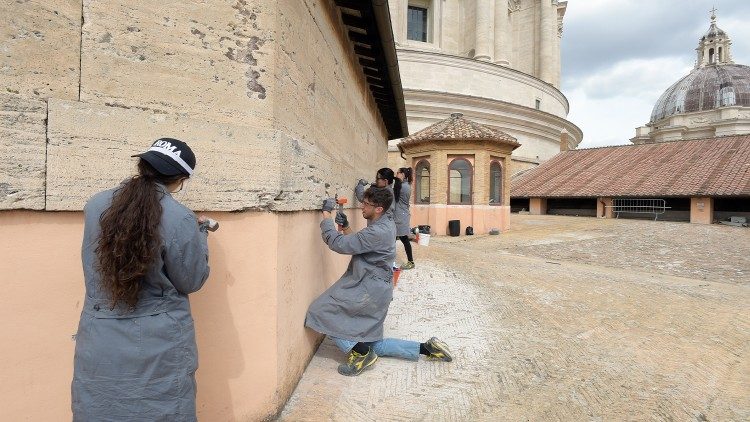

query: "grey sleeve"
xmin=320 ymin=218 xmax=376 ymax=255
xmin=355 ymin=183 xmax=365 ymax=202
xmin=164 ymin=214 xmax=211 ymax=294
xmin=400 ymin=183 xmax=411 ymax=204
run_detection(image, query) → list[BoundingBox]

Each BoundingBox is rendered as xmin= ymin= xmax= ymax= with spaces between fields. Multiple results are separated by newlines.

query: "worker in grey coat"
xmin=354 ymin=167 xmax=396 ymax=216
xmin=394 ymin=167 xmax=415 ymax=269
xmin=72 ymin=138 xmax=212 ymax=421
xmin=305 ymin=186 xmax=453 ymax=376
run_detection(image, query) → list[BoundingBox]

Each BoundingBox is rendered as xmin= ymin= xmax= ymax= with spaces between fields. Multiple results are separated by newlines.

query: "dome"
xmin=649 ymin=64 xmax=750 ymax=123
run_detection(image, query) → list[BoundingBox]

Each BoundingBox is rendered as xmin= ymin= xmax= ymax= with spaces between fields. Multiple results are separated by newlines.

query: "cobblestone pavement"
xmin=279 ymin=215 xmax=750 ymax=421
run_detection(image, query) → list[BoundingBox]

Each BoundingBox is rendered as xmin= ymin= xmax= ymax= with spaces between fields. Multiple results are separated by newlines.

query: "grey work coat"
xmin=304 ymin=214 xmax=396 ymax=342
xmin=394 ymin=182 xmax=412 ymax=236
xmin=72 ymin=184 xmax=210 ymax=422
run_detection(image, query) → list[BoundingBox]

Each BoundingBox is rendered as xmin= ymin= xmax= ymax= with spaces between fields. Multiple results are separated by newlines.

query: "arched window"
xmin=415 ymin=160 xmax=430 ymax=203
xmin=448 ymin=158 xmax=472 ymax=205
xmin=709 ymin=47 xmax=715 ymax=64
xmin=489 ymin=161 xmax=502 ymax=205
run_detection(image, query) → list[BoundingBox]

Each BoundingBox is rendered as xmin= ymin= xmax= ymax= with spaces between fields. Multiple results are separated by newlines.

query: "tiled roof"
xmin=511 ymin=135 xmax=750 ymax=198
xmin=399 ymin=113 xmax=520 ymax=149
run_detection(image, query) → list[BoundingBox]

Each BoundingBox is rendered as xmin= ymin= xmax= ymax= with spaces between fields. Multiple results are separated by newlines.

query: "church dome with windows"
xmin=632 ymin=11 xmax=750 ymax=144
xmin=649 ymin=64 xmax=750 ymax=122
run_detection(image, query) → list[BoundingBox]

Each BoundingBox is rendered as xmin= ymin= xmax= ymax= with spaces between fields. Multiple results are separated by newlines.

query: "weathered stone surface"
xmin=45 ymin=98 xmax=382 ymax=212
xmin=0 ymin=94 xmax=47 ymax=209
xmin=0 ymin=0 xmax=81 ymax=100
xmin=271 ymin=0 xmax=388 ymax=205
xmin=80 ymin=0 xmax=276 ymax=126
xmin=46 ymin=98 xmax=281 ymax=211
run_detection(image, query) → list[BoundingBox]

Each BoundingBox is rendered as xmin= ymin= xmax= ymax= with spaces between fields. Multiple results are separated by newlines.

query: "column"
xmin=690 ymin=197 xmax=714 ymax=224
xmin=530 ymin=198 xmax=547 ymax=215
xmin=493 ymin=0 xmax=510 ymax=65
xmin=538 ymin=0 xmax=556 ymax=84
xmin=474 ymin=0 xmax=494 ymax=61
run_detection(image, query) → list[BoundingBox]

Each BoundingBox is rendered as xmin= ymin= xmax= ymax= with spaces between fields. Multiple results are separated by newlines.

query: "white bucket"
xmin=418 ymin=233 xmax=431 ymax=246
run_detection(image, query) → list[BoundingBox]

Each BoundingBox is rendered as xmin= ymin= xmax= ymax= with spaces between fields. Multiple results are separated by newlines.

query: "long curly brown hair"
xmin=95 ymin=159 xmax=184 ymax=310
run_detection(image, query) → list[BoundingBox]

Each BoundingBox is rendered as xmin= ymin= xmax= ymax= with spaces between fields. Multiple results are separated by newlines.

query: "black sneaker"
xmin=337 ymin=347 xmax=378 ymax=376
xmin=424 ymin=337 xmax=453 ymax=362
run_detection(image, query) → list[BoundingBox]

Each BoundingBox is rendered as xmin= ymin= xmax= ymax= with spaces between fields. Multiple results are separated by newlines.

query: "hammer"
xmin=335 ymin=194 xmax=348 ymax=231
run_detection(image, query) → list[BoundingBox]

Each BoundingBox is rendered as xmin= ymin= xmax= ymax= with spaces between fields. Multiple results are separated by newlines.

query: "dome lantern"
xmin=696 ymin=8 xmax=733 ymax=68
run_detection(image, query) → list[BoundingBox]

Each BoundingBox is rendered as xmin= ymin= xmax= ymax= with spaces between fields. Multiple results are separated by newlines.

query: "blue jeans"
xmin=331 ymin=336 xmax=420 ymax=361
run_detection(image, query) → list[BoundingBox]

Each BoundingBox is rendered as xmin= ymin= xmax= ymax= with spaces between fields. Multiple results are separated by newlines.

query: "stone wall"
xmin=2 ymin=0 xmax=389 ymax=212
xmin=1 ymin=1 xmax=396 ymax=419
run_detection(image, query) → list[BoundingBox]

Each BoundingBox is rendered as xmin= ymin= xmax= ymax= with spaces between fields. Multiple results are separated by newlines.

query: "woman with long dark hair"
xmin=394 ymin=167 xmax=415 ymax=269
xmin=72 ymin=138 xmax=211 ymax=421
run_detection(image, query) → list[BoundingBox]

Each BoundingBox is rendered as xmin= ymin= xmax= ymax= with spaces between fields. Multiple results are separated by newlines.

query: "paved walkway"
xmin=279 ymin=215 xmax=750 ymax=421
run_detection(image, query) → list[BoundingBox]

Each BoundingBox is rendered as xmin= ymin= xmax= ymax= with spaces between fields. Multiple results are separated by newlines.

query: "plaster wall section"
xmin=0 ymin=0 xmax=81 ymax=100
xmin=0 ymin=210 xmax=292 ymax=421
xmin=79 ymin=0 xmax=276 ymax=127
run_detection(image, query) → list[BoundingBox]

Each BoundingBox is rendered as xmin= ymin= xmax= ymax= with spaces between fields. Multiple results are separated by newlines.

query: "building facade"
xmin=399 ymin=112 xmax=520 ymax=235
xmin=632 ymin=12 xmax=750 ymax=144
xmin=387 ymin=0 xmax=582 ymax=173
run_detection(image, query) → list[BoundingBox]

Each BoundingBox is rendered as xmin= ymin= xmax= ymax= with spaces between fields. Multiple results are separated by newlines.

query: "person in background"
xmin=72 ymin=138 xmax=212 ymax=421
xmin=354 ymin=167 xmax=396 ymax=216
xmin=307 ymin=187 xmax=453 ymax=376
xmin=394 ymin=167 xmax=415 ymax=269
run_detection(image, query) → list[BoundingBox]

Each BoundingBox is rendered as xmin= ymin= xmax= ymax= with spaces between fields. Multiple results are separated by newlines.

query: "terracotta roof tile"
xmin=399 ymin=112 xmax=520 ymax=149
xmin=511 ymin=135 xmax=750 ymax=198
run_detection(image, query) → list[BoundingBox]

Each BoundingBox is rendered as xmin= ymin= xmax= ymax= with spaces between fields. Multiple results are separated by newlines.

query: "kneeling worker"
xmin=305 ymin=186 xmax=452 ymax=376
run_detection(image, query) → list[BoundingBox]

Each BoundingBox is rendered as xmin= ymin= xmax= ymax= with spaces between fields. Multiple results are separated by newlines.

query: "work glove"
xmin=322 ymin=198 xmax=336 ymax=212
xmin=335 ymin=211 xmax=349 ymax=228
xmin=358 ymin=179 xmax=369 ymax=187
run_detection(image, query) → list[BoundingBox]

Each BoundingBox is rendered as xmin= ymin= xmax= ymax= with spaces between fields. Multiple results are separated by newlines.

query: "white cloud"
xmin=565 ymin=56 xmax=694 ymax=148
xmin=571 ymin=57 xmax=693 ymax=101
xmin=567 ymin=87 xmax=654 ymax=149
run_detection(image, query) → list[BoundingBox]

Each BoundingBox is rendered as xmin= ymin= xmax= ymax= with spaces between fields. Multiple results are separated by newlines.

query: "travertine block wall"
xmin=2 ymin=0 xmax=389 ymax=212
xmin=80 ymin=0 xmax=276 ymax=125
xmin=0 ymin=95 xmax=47 ymax=209
xmin=0 ymin=0 xmax=81 ymax=100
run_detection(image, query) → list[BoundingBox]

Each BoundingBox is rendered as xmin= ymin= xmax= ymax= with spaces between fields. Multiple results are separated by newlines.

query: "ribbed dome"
xmin=650 ymin=64 xmax=750 ymax=123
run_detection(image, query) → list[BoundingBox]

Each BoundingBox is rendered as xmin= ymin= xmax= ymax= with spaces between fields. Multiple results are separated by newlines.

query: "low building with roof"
xmin=398 ymin=112 xmax=520 ymax=235
xmin=511 ymin=135 xmax=750 ymax=224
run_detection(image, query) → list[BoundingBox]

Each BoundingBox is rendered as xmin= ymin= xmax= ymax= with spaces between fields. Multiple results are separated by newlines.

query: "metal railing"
xmin=608 ymin=198 xmax=670 ymax=220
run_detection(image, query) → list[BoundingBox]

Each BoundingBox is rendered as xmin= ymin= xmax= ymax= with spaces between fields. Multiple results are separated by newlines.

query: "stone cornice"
xmin=404 ymin=89 xmax=583 ymax=144
xmin=396 ymin=48 xmax=570 ymax=114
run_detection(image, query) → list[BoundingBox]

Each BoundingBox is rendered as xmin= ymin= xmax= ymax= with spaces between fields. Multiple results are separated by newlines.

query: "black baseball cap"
xmin=133 ymin=138 xmax=196 ymax=177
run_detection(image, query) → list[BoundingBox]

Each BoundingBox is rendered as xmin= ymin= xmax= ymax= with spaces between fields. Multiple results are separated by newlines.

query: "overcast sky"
xmin=561 ymin=0 xmax=750 ymax=148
